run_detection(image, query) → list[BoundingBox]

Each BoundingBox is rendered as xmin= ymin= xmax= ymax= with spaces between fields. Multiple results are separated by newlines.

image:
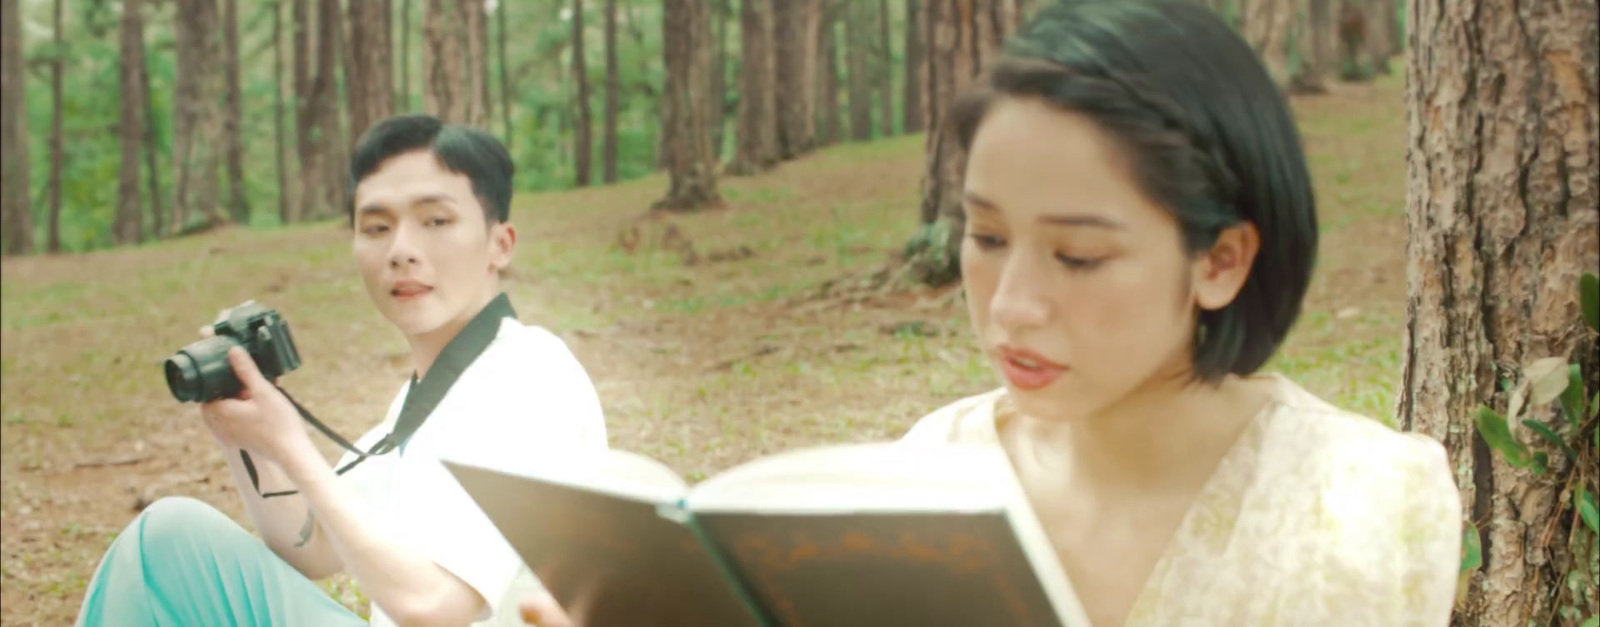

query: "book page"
xmin=443 ymin=454 xmax=762 ymax=627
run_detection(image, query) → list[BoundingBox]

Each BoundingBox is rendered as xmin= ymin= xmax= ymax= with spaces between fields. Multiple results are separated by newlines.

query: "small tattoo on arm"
xmin=293 ymin=511 xmax=316 ymax=548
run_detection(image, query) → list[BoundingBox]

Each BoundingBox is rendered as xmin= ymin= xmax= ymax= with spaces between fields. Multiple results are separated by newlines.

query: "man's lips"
xmin=390 ymin=282 xmax=432 ymax=298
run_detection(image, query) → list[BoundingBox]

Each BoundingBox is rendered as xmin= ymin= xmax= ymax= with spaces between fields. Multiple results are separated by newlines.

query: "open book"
xmin=442 ymin=442 xmax=1093 ymax=627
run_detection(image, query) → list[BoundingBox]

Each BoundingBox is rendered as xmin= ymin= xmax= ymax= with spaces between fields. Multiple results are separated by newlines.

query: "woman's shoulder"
xmin=1260 ymin=375 xmax=1454 ymax=488
xmin=898 ymin=387 xmax=1010 ymax=446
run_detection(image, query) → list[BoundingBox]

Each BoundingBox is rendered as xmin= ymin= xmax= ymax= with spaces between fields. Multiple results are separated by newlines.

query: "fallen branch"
xmin=74 ymin=455 xmax=151 ymax=469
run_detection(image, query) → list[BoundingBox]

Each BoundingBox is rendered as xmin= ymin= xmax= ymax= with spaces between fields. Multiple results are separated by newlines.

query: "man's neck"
xmin=1007 ymin=367 xmax=1269 ymax=501
xmin=405 ymin=290 xmax=499 ymax=380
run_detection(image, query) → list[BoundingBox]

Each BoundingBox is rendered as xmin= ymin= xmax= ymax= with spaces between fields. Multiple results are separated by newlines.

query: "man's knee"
xmin=133 ymin=496 xmax=242 ymax=558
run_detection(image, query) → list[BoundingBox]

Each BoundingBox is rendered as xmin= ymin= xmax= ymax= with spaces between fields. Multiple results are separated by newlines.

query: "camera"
xmin=164 ymin=303 xmax=302 ymax=402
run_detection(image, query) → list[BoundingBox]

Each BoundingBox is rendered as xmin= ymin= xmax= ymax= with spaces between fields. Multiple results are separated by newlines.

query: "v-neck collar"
xmin=387 ymin=292 xmax=518 ymax=454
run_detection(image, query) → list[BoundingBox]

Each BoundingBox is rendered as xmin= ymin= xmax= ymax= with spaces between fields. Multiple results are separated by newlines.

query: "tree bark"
xmin=116 ymin=0 xmax=148 ymax=245
xmin=654 ymin=0 xmax=723 ymax=211
xmin=1290 ymin=0 xmax=1336 ymax=94
xmin=48 ymin=0 xmax=63 ymax=252
xmin=901 ymin=0 xmax=923 ymax=134
xmin=878 ymin=0 xmax=893 ymax=137
xmin=709 ymin=0 xmax=730 ymax=158
xmin=0 ymin=0 xmax=31 ymax=255
xmin=142 ymin=29 xmax=164 ymax=238
xmin=322 ymin=0 xmax=349 ymax=216
xmin=498 ymin=0 xmax=512 ymax=149
xmin=274 ymin=0 xmax=291 ymax=224
xmin=400 ymin=0 xmax=412 ymax=111
xmin=350 ymin=0 xmax=396 ymax=143
xmin=815 ymin=5 xmax=841 ymax=146
xmin=173 ymin=0 xmax=228 ymax=232
xmin=423 ymin=0 xmax=469 ymax=124
xmin=223 ymin=0 xmax=249 ymax=224
xmin=726 ymin=0 xmax=778 ymax=176
xmin=908 ymin=0 xmax=1019 ymax=286
xmin=464 ymin=0 xmax=489 ymax=127
xmin=845 ymin=0 xmax=872 ymax=141
xmin=573 ymin=0 xmax=593 ymax=186
xmin=1399 ymin=0 xmax=1600 ymax=624
xmin=773 ymin=0 xmax=818 ymax=159
xmin=603 ymin=0 xmax=619 ymax=182
xmin=1238 ymin=0 xmax=1293 ymax=90
xmin=1363 ymin=0 xmax=1394 ymax=75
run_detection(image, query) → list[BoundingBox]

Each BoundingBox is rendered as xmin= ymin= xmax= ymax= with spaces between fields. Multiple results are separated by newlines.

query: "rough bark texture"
xmin=1239 ymin=0 xmax=1294 ymax=90
xmin=845 ymin=0 xmax=872 ymax=141
xmin=603 ymin=0 xmax=620 ymax=182
xmin=655 ymin=0 xmax=723 ymax=211
xmin=1399 ymin=0 xmax=1600 ymax=624
xmin=423 ymin=0 xmax=469 ymax=124
xmin=223 ymin=0 xmax=249 ymax=224
xmin=173 ymin=0 xmax=228 ymax=232
xmin=573 ymin=0 xmax=593 ymax=186
xmin=773 ymin=0 xmax=819 ymax=159
xmin=726 ymin=0 xmax=779 ymax=175
xmin=908 ymin=0 xmax=1018 ymax=286
xmin=47 ymin=0 xmax=63 ymax=252
xmin=349 ymin=0 xmax=396 ymax=143
xmin=0 ymin=0 xmax=30 ymax=255
xmin=815 ymin=5 xmax=841 ymax=146
xmin=116 ymin=0 xmax=148 ymax=245
xmin=274 ymin=0 xmax=291 ymax=224
xmin=901 ymin=0 xmax=923 ymax=134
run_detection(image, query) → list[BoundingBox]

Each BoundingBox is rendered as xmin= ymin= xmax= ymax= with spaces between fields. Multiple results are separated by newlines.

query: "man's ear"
xmin=1190 ymin=222 xmax=1260 ymax=311
xmin=489 ymin=222 xmax=517 ymax=273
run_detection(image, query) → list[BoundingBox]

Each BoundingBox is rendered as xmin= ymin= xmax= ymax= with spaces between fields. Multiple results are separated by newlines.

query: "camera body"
xmin=164 ymin=303 xmax=302 ymax=402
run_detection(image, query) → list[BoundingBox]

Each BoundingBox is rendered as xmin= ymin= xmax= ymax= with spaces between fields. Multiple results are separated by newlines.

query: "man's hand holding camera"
xmin=197 ymin=342 xmax=318 ymax=478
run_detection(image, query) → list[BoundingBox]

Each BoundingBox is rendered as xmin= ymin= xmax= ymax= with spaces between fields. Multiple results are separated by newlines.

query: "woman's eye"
xmin=968 ymin=233 xmax=1007 ymax=250
xmin=1056 ymin=254 xmax=1104 ymax=271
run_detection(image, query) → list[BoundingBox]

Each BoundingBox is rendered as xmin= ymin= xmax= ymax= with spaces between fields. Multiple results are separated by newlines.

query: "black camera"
xmin=164 ymin=303 xmax=302 ymax=402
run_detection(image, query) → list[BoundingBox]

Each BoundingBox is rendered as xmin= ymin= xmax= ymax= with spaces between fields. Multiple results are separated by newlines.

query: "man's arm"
xmin=219 ymin=449 xmax=343 ymax=579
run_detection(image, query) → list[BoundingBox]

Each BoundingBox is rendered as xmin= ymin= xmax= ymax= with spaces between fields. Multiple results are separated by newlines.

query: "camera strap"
xmin=240 ymin=293 xmax=518 ymax=500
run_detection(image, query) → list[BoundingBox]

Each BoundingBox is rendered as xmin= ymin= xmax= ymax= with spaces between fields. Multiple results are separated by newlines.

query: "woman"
xmin=524 ymin=0 xmax=1462 ymax=624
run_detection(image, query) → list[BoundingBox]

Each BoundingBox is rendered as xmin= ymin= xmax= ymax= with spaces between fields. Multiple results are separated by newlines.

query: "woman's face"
xmin=960 ymin=96 xmax=1257 ymax=423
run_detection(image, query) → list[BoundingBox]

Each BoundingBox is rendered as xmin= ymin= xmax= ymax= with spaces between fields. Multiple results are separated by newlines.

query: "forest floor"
xmin=0 ymin=74 xmax=1410 ymax=625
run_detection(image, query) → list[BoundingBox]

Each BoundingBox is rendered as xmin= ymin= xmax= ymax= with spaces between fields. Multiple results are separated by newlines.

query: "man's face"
xmin=350 ymin=150 xmax=515 ymax=339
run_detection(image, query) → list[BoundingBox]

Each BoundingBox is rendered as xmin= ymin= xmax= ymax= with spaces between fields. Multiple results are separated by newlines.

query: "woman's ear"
xmin=1190 ymin=222 xmax=1260 ymax=311
xmin=488 ymin=222 xmax=517 ymax=272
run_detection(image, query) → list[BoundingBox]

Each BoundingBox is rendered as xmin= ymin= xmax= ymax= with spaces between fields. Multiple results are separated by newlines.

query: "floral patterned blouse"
xmin=899 ymin=373 xmax=1462 ymax=626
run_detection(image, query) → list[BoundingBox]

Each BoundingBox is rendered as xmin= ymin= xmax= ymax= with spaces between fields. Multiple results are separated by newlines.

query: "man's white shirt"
xmin=335 ymin=318 xmax=608 ymax=626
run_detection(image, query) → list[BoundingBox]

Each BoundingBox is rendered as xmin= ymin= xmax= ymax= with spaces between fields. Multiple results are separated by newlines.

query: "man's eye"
xmin=968 ymin=234 xmax=1006 ymax=250
xmin=361 ymin=224 xmax=390 ymax=235
xmin=426 ymin=217 xmax=452 ymax=227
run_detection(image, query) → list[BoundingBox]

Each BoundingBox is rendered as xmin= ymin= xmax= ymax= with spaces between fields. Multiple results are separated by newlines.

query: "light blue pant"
xmin=75 ymin=496 xmax=366 ymax=627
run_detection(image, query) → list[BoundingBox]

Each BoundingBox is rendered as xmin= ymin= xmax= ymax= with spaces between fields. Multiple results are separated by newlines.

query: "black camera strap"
xmin=239 ymin=293 xmax=518 ymax=500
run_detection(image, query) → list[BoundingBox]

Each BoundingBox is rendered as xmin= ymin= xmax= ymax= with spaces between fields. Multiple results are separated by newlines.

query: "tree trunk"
xmin=573 ymin=0 xmax=593 ymax=186
xmin=116 ymin=0 xmax=148 ymax=245
xmin=773 ymin=0 xmax=818 ymax=159
xmin=173 ymin=0 xmax=228 ymax=233
xmin=1 ymin=0 xmax=31 ymax=255
xmin=320 ymin=0 xmax=348 ymax=217
xmin=1238 ymin=0 xmax=1293 ymax=90
xmin=845 ymin=0 xmax=872 ymax=141
xmin=878 ymin=0 xmax=893 ymax=137
xmin=654 ymin=0 xmax=723 ymax=211
xmin=350 ymin=0 xmax=396 ymax=143
xmin=423 ymin=0 xmax=469 ymax=124
xmin=400 ymin=0 xmax=412 ymax=111
xmin=222 ymin=0 xmax=249 ymax=225
xmin=726 ymin=0 xmax=778 ymax=175
xmin=902 ymin=0 xmax=923 ymax=134
xmin=1363 ymin=0 xmax=1394 ymax=75
xmin=1337 ymin=0 xmax=1371 ymax=81
xmin=1384 ymin=0 xmax=1402 ymax=58
xmin=907 ymin=0 xmax=1019 ymax=286
xmin=709 ymin=0 xmax=729 ymax=159
xmin=274 ymin=0 xmax=291 ymax=224
xmin=815 ymin=5 xmax=841 ymax=146
xmin=1289 ymin=0 xmax=1335 ymax=94
xmin=464 ymin=0 xmax=489 ymax=127
xmin=498 ymin=0 xmax=512 ymax=150
xmin=603 ymin=0 xmax=619 ymax=182
xmin=1399 ymin=0 xmax=1600 ymax=625
xmin=47 ymin=0 xmax=63 ymax=252
xmin=141 ymin=31 xmax=164 ymax=238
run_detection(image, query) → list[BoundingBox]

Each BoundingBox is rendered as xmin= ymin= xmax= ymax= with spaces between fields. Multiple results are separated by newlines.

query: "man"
xmin=76 ymin=114 xmax=608 ymax=626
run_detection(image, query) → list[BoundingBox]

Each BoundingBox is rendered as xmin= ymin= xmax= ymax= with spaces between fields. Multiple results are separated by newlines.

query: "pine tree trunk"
xmin=141 ymin=36 xmax=164 ymax=237
xmin=573 ymin=0 xmax=593 ymax=186
xmin=1363 ymin=0 xmax=1394 ymax=75
xmin=1290 ymin=0 xmax=1335 ymax=94
xmin=815 ymin=6 xmax=841 ymax=146
xmin=400 ymin=0 xmax=412 ymax=111
xmin=319 ymin=0 xmax=348 ymax=217
xmin=116 ymin=0 xmax=148 ymax=245
xmin=174 ymin=0 xmax=228 ymax=233
xmin=498 ymin=0 xmax=512 ymax=149
xmin=1238 ymin=0 xmax=1293 ymax=90
xmin=654 ymin=0 xmax=723 ymax=211
xmin=47 ymin=0 xmax=64 ymax=252
xmin=0 ymin=0 xmax=30 ymax=255
xmin=726 ymin=0 xmax=778 ymax=175
xmin=908 ymin=0 xmax=1018 ymax=286
xmin=709 ymin=0 xmax=729 ymax=159
xmin=773 ymin=0 xmax=818 ymax=159
xmin=603 ymin=0 xmax=620 ymax=182
xmin=845 ymin=0 xmax=872 ymax=142
xmin=350 ymin=0 xmax=396 ymax=143
xmin=1399 ymin=0 xmax=1600 ymax=624
xmin=223 ymin=0 xmax=249 ymax=224
xmin=423 ymin=0 xmax=469 ymax=124
xmin=877 ymin=0 xmax=893 ymax=137
xmin=463 ymin=0 xmax=489 ymax=127
xmin=274 ymin=0 xmax=291 ymax=224
xmin=901 ymin=0 xmax=923 ymax=134
xmin=293 ymin=0 xmax=314 ymax=222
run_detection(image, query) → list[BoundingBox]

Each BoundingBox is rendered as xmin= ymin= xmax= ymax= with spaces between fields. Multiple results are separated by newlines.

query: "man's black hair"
xmin=348 ymin=114 xmax=515 ymax=224
xmin=951 ymin=0 xmax=1319 ymax=383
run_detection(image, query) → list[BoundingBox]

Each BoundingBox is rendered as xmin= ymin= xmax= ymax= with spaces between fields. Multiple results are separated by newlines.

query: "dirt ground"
xmin=0 ymin=75 xmax=1410 ymax=625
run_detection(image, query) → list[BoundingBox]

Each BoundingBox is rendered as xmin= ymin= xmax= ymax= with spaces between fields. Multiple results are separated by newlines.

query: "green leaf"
xmin=1475 ymin=406 xmax=1534 ymax=468
xmin=1560 ymin=363 xmax=1586 ymax=428
xmin=1580 ymin=272 xmax=1598 ymax=332
xmin=1531 ymin=452 xmax=1548 ymax=474
xmin=1460 ymin=519 xmax=1482 ymax=574
xmin=1522 ymin=419 xmax=1577 ymax=460
xmin=1579 ymin=487 xmax=1599 ymax=536
xmin=1579 ymin=615 xmax=1597 ymax=627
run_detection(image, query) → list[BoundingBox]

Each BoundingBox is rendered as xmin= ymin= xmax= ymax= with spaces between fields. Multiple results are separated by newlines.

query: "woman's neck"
xmin=1007 ymin=370 xmax=1272 ymax=501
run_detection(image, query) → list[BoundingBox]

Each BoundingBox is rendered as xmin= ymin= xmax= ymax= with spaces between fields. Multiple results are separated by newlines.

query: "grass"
xmin=0 ymin=74 xmax=1412 ymax=625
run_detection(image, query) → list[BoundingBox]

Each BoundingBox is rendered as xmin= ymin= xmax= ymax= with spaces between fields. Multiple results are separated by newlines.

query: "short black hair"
xmin=951 ymin=0 xmax=1318 ymax=383
xmin=348 ymin=114 xmax=515 ymax=224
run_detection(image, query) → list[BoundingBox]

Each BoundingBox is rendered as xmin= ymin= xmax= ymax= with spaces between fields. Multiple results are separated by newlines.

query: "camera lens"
xmin=163 ymin=335 xmax=243 ymax=402
xmin=164 ymin=353 xmax=203 ymax=402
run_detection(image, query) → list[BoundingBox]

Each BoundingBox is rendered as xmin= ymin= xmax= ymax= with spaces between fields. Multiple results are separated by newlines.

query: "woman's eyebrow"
xmin=963 ymin=191 xmax=1124 ymax=229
